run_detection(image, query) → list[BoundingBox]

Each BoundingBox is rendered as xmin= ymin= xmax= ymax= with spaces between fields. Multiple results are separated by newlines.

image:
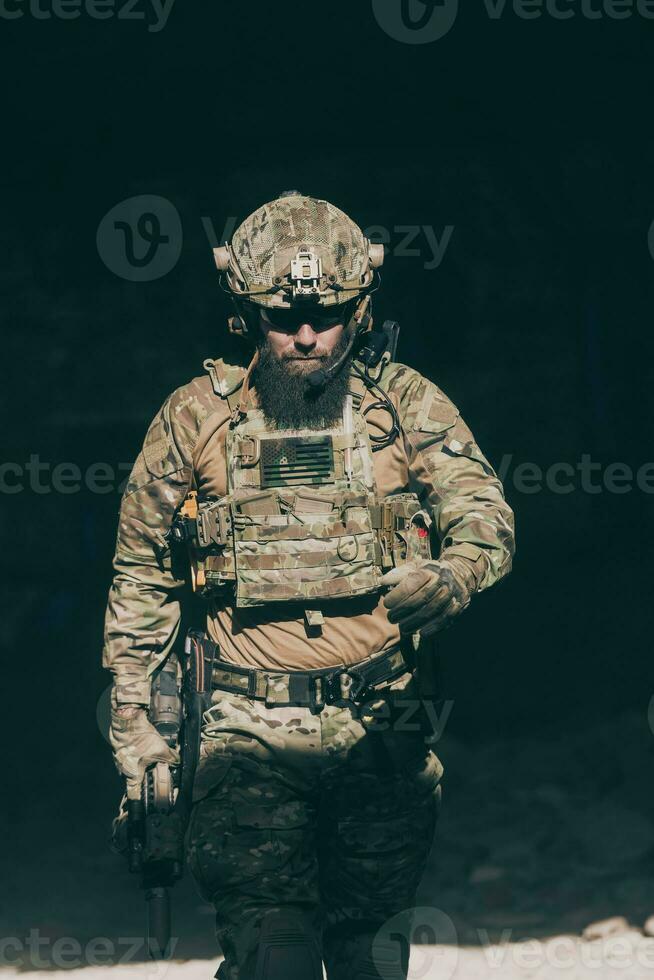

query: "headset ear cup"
xmin=213 ymin=245 xmax=231 ymax=271
xmin=228 ymin=315 xmax=248 ymax=336
xmin=369 ymin=242 xmax=385 ymax=269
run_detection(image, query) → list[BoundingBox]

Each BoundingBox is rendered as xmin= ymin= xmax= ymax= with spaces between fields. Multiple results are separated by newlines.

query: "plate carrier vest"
xmin=171 ymin=363 xmax=432 ymax=615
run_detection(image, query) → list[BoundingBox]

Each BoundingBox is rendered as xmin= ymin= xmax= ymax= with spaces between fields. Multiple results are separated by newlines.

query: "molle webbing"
xmin=174 ymin=363 xmax=432 ymax=608
xmin=172 ymin=488 xmax=431 ymax=606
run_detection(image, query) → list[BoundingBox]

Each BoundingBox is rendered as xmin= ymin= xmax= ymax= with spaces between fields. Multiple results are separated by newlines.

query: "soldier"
xmin=104 ymin=191 xmax=515 ymax=980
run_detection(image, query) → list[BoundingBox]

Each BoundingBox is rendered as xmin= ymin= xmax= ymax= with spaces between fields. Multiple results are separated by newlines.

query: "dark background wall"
xmin=2 ymin=0 xmax=654 ymax=965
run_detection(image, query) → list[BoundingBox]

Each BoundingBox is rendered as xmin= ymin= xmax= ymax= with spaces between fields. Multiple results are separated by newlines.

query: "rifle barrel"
xmin=145 ymin=885 xmax=172 ymax=960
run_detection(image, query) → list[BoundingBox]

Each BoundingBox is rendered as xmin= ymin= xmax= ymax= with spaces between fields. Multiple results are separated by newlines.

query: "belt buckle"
xmin=325 ymin=668 xmax=367 ymax=706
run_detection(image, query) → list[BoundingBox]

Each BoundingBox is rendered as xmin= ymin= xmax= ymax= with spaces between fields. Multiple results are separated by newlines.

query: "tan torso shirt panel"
xmin=194 ymin=385 xmax=407 ymax=671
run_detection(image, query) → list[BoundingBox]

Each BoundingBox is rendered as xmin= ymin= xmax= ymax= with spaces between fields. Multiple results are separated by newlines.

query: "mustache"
xmin=282 ymin=353 xmax=328 ymax=361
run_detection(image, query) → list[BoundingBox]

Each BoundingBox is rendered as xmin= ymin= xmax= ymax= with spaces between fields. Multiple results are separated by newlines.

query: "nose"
xmin=294 ymin=322 xmax=318 ymax=352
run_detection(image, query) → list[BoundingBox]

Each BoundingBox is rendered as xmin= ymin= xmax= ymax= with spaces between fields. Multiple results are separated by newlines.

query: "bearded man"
xmin=104 ymin=191 xmax=515 ymax=980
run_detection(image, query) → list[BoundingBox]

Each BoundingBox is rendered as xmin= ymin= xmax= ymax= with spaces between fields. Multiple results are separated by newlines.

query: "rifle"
xmin=125 ymin=656 xmax=184 ymax=960
xmin=123 ymin=632 xmax=212 ymax=959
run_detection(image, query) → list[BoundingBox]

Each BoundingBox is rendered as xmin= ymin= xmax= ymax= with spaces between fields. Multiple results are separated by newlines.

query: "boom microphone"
xmin=305 ymin=329 xmax=360 ymax=389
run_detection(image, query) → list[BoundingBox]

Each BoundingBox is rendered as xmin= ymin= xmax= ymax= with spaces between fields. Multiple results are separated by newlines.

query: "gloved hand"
xmin=110 ymin=793 xmax=129 ymax=855
xmin=381 ymin=556 xmax=477 ymax=637
xmin=109 ymin=704 xmax=180 ymax=800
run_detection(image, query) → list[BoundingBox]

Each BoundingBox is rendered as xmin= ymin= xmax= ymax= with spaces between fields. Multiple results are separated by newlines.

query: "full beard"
xmin=253 ymin=334 xmax=353 ymax=429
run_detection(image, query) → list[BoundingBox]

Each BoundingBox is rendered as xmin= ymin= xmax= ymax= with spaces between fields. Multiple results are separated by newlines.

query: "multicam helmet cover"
xmin=214 ymin=193 xmax=384 ymax=309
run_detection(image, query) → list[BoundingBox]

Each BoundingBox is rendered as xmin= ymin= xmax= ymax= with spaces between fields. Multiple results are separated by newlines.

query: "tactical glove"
xmin=109 ymin=704 xmax=180 ymax=800
xmin=381 ymin=556 xmax=478 ymax=637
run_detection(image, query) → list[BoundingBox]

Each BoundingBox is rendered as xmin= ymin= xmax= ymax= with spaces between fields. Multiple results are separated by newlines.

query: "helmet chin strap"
xmin=230 ymin=347 xmax=259 ymax=425
xmin=305 ymin=295 xmax=372 ymax=390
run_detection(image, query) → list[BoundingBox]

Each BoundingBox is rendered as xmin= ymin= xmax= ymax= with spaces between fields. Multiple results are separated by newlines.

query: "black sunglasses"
xmin=258 ymin=301 xmax=356 ymax=333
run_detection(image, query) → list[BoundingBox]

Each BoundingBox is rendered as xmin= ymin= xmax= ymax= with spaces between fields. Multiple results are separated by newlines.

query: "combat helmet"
xmin=213 ymin=191 xmax=384 ymax=337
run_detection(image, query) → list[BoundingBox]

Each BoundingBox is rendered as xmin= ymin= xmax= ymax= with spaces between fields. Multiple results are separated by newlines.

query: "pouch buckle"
xmin=197 ymin=500 xmax=230 ymax=548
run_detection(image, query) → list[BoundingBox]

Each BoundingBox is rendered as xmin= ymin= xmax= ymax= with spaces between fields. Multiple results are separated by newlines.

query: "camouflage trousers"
xmin=186 ymin=669 xmax=443 ymax=980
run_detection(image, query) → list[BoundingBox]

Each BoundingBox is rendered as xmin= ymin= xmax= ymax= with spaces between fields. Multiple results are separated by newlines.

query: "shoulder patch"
xmin=382 ymin=362 xmax=459 ymax=434
xmin=420 ymin=388 xmax=459 ymax=431
xmin=143 ymin=436 xmax=170 ymax=468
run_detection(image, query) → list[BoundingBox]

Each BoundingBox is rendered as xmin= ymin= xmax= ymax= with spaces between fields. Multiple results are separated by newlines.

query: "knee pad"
xmin=249 ymin=911 xmax=323 ymax=980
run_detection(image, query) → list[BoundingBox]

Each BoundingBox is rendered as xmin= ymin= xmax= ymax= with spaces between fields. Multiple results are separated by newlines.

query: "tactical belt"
xmin=186 ymin=631 xmax=410 ymax=712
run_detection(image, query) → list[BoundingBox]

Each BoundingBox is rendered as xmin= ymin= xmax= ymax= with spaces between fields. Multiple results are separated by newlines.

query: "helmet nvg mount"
xmin=213 ymin=192 xmax=384 ymax=336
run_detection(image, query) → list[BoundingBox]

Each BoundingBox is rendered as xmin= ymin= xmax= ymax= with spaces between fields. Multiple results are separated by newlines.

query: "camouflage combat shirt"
xmin=103 ymin=358 xmax=515 ymax=706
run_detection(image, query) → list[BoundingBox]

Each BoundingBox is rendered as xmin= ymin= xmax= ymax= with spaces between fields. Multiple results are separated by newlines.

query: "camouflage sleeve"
xmin=387 ymin=364 xmax=515 ymax=592
xmin=102 ymin=388 xmax=199 ymax=706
